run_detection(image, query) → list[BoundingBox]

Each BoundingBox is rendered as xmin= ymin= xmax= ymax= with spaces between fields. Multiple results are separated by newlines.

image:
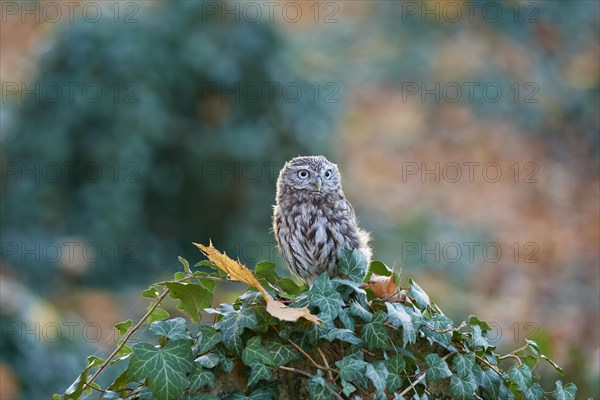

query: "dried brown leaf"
xmin=362 ymin=273 xmax=405 ymax=302
xmin=193 ymin=242 xmax=320 ymax=324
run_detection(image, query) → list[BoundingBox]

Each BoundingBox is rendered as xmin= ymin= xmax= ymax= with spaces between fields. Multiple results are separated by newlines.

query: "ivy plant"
xmin=57 ymin=244 xmax=576 ymax=400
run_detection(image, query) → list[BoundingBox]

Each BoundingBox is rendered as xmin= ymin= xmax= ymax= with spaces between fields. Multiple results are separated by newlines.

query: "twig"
xmin=498 ymin=353 xmax=522 ymax=366
xmin=317 ymin=348 xmax=335 ymax=381
xmin=85 ymin=289 xmax=170 ymax=388
xmin=287 ymin=339 xmax=337 ymax=373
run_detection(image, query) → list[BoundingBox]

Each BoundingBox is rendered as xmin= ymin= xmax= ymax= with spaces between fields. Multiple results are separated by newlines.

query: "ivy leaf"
xmin=254 ymin=261 xmax=278 ymax=285
xmin=338 ymin=249 xmax=367 ymax=283
xmin=149 ymin=317 xmax=191 ymax=341
xmin=386 ymin=302 xmax=416 ymax=346
xmin=242 ymin=337 xmax=276 ymax=367
xmin=278 ymin=278 xmax=304 ymax=296
xmin=449 ymin=373 xmax=478 ymax=400
xmin=467 ymin=315 xmax=491 ymax=332
xmin=164 ymin=282 xmax=212 ymax=322
xmin=196 ymin=352 xmax=221 ymax=369
xmin=338 ymin=309 xmax=355 ymax=330
xmin=249 ymin=382 xmax=279 ymax=399
xmin=264 ymin=341 xmax=299 ymax=367
xmin=217 ymin=307 xmax=259 ymax=356
xmin=114 ymin=320 xmax=133 ymax=335
xmin=361 ymin=312 xmax=391 ymax=350
xmin=452 ymin=352 xmax=475 ymax=378
xmin=196 ymin=325 xmax=221 ymax=354
xmin=341 ymin=380 xmax=357 ymax=396
xmin=147 ymin=306 xmax=170 ymax=323
xmin=309 ymin=273 xmax=345 ymax=319
xmin=348 ymin=301 xmax=373 ymax=322
xmin=472 ymin=364 xmax=501 ymax=398
xmin=142 ymin=287 xmax=160 ymax=298
xmin=127 ymin=339 xmax=195 ymax=400
xmin=178 ymin=256 xmax=192 ymax=274
xmin=553 ymin=380 xmax=577 ymax=400
xmin=541 ymin=355 xmax=564 ymax=375
xmin=506 ymin=365 xmax=532 ymax=393
xmin=248 ymin=363 xmax=272 ymax=386
xmin=307 ymin=371 xmax=337 ymax=400
xmin=189 ymin=367 xmax=215 ymax=391
xmin=425 ymin=354 xmax=452 ymax=381
xmin=366 ymin=362 xmax=389 ymax=394
xmin=364 ymin=260 xmax=392 ymax=282
xmin=469 ymin=324 xmax=491 ymax=350
xmin=408 ymin=279 xmax=430 ymax=310
xmin=335 ymin=356 xmax=368 ymax=381
xmin=523 ymin=383 xmax=544 ymax=400
xmin=63 ymin=356 xmax=104 ymax=400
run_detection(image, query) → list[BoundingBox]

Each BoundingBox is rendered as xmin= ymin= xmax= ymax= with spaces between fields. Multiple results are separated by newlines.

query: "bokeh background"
xmin=1 ymin=0 xmax=598 ymax=398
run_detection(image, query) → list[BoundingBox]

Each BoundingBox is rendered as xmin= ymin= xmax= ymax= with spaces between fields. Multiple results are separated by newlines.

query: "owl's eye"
xmin=297 ymin=169 xmax=309 ymax=179
xmin=324 ymin=169 xmax=332 ymax=179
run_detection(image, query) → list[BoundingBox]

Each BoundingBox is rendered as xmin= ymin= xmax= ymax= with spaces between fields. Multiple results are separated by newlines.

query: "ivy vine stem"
xmin=84 ymin=288 xmax=171 ymax=389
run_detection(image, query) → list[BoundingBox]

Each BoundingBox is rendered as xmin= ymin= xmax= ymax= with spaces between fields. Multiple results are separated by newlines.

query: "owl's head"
xmin=277 ymin=155 xmax=342 ymax=195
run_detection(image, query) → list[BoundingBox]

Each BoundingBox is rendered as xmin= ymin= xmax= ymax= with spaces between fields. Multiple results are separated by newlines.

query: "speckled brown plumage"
xmin=272 ymin=155 xmax=371 ymax=285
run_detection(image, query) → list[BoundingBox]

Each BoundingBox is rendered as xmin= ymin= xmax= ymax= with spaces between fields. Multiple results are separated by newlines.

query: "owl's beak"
xmin=313 ymin=177 xmax=322 ymax=191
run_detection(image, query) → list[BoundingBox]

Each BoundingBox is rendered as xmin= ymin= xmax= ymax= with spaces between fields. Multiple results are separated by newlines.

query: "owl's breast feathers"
xmin=273 ymin=191 xmax=369 ymax=283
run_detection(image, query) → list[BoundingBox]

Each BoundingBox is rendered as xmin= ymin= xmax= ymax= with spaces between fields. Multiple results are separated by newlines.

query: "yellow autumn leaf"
xmin=193 ymin=242 xmax=320 ymax=325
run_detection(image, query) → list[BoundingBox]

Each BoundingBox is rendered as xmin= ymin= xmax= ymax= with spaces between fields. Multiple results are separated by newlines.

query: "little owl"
xmin=272 ymin=155 xmax=371 ymax=285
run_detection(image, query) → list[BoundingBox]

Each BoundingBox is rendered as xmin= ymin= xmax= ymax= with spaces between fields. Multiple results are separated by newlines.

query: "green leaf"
xmin=469 ymin=324 xmax=491 ymax=350
xmin=63 ymin=356 xmax=104 ymax=400
xmin=341 ymin=380 xmax=356 ymax=396
xmin=506 ymin=365 xmax=532 ymax=393
xmin=348 ymin=301 xmax=373 ymax=322
xmin=553 ymin=380 xmax=577 ymax=400
xmin=189 ymin=366 xmax=215 ymax=391
xmin=164 ymin=282 xmax=213 ymax=322
xmin=385 ymin=302 xmax=416 ymax=346
xmin=254 ymin=261 xmax=278 ymax=285
xmin=472 ymin=364 xmax=501 ymax=398
xmin=196 ymin=325 xmax=222 ymax=354
xmin=264 ymin=341 xmax=299 ymax=367
xmin=127 ymin=339 xmax=195 ymax=400
xmin=242 ymin=337 xmax=276 ymax=367
xmin=338 ymin=309 xmax=355 ymax=330
xmin=326 ymin=328 xmax=363 ymax=345
xmin=360 ymin=312 xmax=391 ymax=350
xmin=526 ymin=339 xmax=541 ymax=356
xmin=338 ymin=249 xmax=367 ymax=283
xmin=335 ymin=356 xmax=368 ymax=381
xmin=142 ymin=287 xmax=160 ymax=298
xmin=523 ymin=383 xmax=544 ymax=400
xmin=248 ymin=363 xmax=272 ymax=386
xmin=425 ymin=354 xmax=452 ymax=381
xmin=196 ymin=352 xmax=221 ymax=368
xmin=147 ymin=306 xmax=170 ymax=323
xmin=217 ymin=311 xmax=258 ymax=355
xmin=249 ymin=382 xmax=279 ymax=399
xmin=449 ymin=373 xmax=478 ymax=400
xmin=114 ymin=319 xmax=133 ymax=335
xmin=278 ymin=278 xmax=304 ymax=296
xmin=364 ymin=260 xmax=392 ymax=282
xmin=467 ymin=315 xmax=491 ymax=332
xmin=309 ymin=273 xmax=345 ymax=320
xmin=408 ymin=279 xmax=430 ymax=310
xmin=452 ymin=352 xmax=475 ymax=378
xmin=366 ymin=362 xmax=389 ymax=394
xmin=307 ymin=371 xmax=337 ymax=400
xmin=149 ymin=317 xmax=191 ymax=341
xmin=541 ymin=354 xmax=564 ymax=374
xmin=179 ymin=256 xmax=192 ymax=274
